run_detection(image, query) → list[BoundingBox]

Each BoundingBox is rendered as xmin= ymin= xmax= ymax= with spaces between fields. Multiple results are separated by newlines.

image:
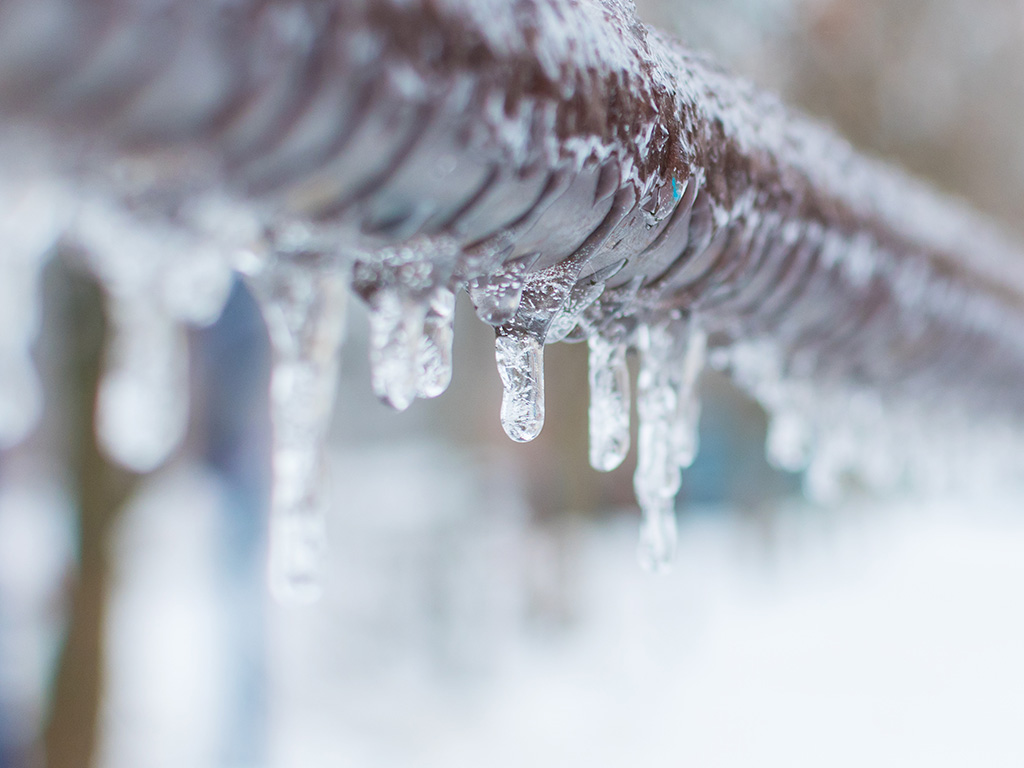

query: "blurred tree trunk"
xmin=41 ymin=261 xmax=139 ymax=768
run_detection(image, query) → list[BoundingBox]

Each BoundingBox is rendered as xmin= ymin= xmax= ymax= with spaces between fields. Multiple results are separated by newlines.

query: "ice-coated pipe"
xmin=3 ymin=0 xmax=1023 ymax=422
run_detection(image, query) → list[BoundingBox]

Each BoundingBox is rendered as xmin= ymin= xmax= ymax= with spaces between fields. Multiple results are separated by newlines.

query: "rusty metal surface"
xmin=3 ymin=0 xmax=1024 ymax=420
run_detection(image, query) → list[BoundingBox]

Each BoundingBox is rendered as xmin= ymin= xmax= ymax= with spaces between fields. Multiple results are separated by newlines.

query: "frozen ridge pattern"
xmin=4 ymin=0 xmax=1024 ymax=585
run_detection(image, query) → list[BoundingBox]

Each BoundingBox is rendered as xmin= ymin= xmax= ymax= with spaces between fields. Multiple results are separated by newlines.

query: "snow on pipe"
xmin=2 ymin=0 xmax=1024 ymax=592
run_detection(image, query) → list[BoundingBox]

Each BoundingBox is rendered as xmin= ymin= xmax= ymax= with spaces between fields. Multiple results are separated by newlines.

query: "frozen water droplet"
xmin=95 ymin=300 xmax=189 ymax=472
xmin=248 ymin=258 xmax=347 ymax=603
xmin=495 ymin=331 xmax=544 ymax=442
xmin=368 ymin=287 xmax=426 ymax=412
xmin=587 ymin=331 xmax=630 ymax=471
xmin=416 ymin=285 xmax=456 ymax=399
xmin=637 ymin=497 xmax=677 ymax=574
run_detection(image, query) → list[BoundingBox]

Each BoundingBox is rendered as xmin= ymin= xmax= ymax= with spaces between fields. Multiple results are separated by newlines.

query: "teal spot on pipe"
xmin=671 ymin=177 xmax=680 ymax=201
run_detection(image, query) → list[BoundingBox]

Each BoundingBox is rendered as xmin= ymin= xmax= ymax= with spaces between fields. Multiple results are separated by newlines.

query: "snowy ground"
xmin=86 ymin=446 xmax=1024 ymax=768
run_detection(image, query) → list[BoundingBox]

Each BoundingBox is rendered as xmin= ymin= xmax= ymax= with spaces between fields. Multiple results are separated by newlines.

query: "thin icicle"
xmin=587 ymin=330 xmax=631 ymax=472
xmin=633 ymin=321 xmax=683 ymax=573
xmin=95 ymin=299 xmax=190 ymax=472
xmin=416 ymin=285 xmax=456 ymax=399
xmin=495 ymin=330 xmax=545 ymax=442
xmin=673 ymin=323 xmax=707 ymax=469
xmin=367 ymin=287 xmax=426 ymax=412
xmin=247 ymin=257 xmax=348 ymax=603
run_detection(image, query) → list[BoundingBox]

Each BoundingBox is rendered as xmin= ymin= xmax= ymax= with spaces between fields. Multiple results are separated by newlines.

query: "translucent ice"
xmin=0 ymin=178 xmax=67 ymax=447
xmin=95 ymin=299 xmax=189 ymax=472
xmin=495 ymin=331 xmax=545 ymax=442
xmin=416 ymin=285 xmax=456 ymax=399
xmin=247 ymin=257 xmax=347 ymax=603
xmin=466 ymin=256 xmax=534 ymax=326
xmin=587 ymin=330 xmax=631 ymax=472
xmin=368 ymin=287 xmax=426 ymax=412
xmin=633 ymin=322 xmax=683 ymax=572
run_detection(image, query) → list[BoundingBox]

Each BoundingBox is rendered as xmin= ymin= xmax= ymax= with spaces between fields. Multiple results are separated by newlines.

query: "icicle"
xmin=367 ymin=287 xmax=426 ymax=412
xmin=247 ymin=257 xmax=347 ymax=603
xmin=674 ymin=323 xmax=707 ymax=469
xmin=495 ymin=330 xmax=545 ymax=442
xmin=587 ymin=330 xmax=631 ymax=471
xmin=95 ymin=299 xmax=189 ymax=472
xmin=633 ymin=322 xmax=683 ymax=573
xmin=416 ymin=284 xmax=456 ymax=399
xmin=0 ymin=178 xmax=67 ymax=447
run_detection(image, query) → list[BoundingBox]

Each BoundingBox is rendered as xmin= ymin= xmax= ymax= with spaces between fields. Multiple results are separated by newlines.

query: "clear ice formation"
xmin=587 ymin=329 xmax=631 ymax=472
xmin=495 ymin=330 xmax=545 ymax=442
xmin=244 ymin=256 xmax=348 ymax=603
xmin=5 ymin=0 xmax=1024 ymax=587
xmin=75 ymin=200 xmax=235 ymax=472
xmin=633 ymin=318 xmax=706 ymax=573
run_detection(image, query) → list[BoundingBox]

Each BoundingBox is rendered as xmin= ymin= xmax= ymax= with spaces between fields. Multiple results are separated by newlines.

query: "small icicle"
xmin=416 ymin=285 xmax=456 ymax=399
xmin=633 ymin=322 xmax=683 ymax=573
xmin=587 ymin=330 xmax=631 ymax=471
xmin=0 ymin=178 xmax=67 ymax=447
xmin=95 ymin=299 xmax=189 ymax=472
xmin=367 ymin=287 xmax=426 ymax=411
xmin=247 ymin=258 xmax=347 ymax=603
xmin=495 ymin=330 xmax=544 ymax=442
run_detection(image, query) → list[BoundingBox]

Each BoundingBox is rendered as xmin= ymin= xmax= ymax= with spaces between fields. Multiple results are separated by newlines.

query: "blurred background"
xmin=4 ymin=1 xmax=1024 ymax=766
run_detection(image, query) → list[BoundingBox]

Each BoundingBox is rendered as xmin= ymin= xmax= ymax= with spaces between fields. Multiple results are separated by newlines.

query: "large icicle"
xmin=245 ymin=255 xmax=348 ymax=603
xmin=633 ymin=317 xmax=706 ymax=573
xmin=587 ymin=328 xmax=631 ymax=472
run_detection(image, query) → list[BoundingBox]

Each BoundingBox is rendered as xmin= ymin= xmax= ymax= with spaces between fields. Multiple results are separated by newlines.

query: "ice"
xmin=367 ymin=287 xmax=426 ymax=412
xmin=587 ymin=329 xmax=631 ymax=472
xmin=765 ymin=408 xmax=813 ymax=472
xmin=636 ymin=497 xmax=678 ymax=575
xmin=416 ymin=285 xmax=456 ymax=399
xmin=95 ymin=299 xmax=189 ymax=473
xmin=466 ymin=256 xmax=534 ymax=326
xmin=245 ymin=256 xmax=348 ymax=603
xmin=673 ymin=323 xmax=707 ymax=469
xmin=495 ymin=331 xmax=545 ymax=442
xmin=73 ymin=198 xmax=238 ymax=471
xmin=0 ymin=178 xmax=67 ymax=447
